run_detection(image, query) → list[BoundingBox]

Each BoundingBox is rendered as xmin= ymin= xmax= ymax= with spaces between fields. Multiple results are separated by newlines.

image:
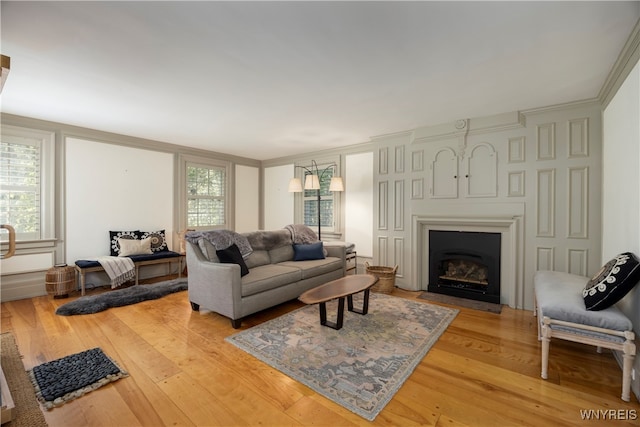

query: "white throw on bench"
xmin=534 ymin=270 xmax=636 ymax=402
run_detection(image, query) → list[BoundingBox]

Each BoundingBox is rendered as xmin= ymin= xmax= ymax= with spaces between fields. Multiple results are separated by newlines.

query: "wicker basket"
xmin=45 ymin=264 xmax=76 ymax=298
xmin=365 ymin=262 xmax=398 ymax=294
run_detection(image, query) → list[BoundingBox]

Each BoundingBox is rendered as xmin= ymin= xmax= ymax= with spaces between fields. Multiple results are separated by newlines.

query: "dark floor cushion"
xmin=583 ymin=252 xmax=640 ymax=310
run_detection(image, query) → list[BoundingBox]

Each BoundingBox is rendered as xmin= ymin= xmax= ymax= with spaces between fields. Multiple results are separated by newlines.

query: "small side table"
xmin=346 ymin=251 xmax=357 ymax=274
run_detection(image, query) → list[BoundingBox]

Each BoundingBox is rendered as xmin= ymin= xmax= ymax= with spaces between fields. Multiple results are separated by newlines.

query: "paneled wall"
xmin=373 ymin=102 xmax=603 ymax=310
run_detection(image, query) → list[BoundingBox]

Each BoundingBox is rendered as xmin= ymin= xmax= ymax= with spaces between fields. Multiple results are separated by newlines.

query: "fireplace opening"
xmin=428 ymin=230 xmax=501 ymax=304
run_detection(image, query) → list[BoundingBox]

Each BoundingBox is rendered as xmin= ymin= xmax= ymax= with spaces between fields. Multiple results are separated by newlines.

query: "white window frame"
xmin=179 ymin=154 xmax=231 ymax=231
xmin=293 ymin=158 xmax=342 ymax=238
xmin=0 ymin=125 xmax=55 ymax=242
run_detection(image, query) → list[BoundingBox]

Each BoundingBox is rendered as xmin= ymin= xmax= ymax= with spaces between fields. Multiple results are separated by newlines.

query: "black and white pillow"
xmin=139 ymin=230 xmax=168 ymax=252
xmin=583 ymin=252 xmax=640 ymax=310
xmin=109 ymin=230 xmax=139 ymax=256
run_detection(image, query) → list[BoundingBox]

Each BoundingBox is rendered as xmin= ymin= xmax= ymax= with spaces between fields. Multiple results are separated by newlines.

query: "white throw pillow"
xmin=118 ymin=237 xmax=153 ymax=256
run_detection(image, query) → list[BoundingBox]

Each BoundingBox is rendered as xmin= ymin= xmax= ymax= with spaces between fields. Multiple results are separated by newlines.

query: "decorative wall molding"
xmin=394 ymin=180 xmax=404 ymax=230
xmin=411 ymin=179 xmax=424 ymax=199
xmin=411 ymin=150 xmax=424 ymax=172
xmin=568 ymin=248 xmax=588 ymax=276
xmin=568 ymin=118 xmax=589 ymax=158
xmin=536 ymin=247 xmax=555 ymax=271
xmin=395 ymin=146 xmax=405 ymax=173
xmin=536 ymin=168 xmax=556 ymax=237
xmin=411 ymin=111 xmax=525 ymax=144
xmin=568 ymin=166 xmax=589 ymax=238
xmin=378 ymin=181 xmax=388 ymax=230
xmin=536 ymin=123 xmax=556 ymax=160
xmin=465 ymin=142 xmax=497 ymax=198
xmin=377 ymin=236 xmax=388 ymax=266
xmin=378 ymin=147 xmax=388 ymax=174
xmin=508 ymin=171 xmax=525 ymax=197
xmin=508 ymin=136 xmax=526 ymax=163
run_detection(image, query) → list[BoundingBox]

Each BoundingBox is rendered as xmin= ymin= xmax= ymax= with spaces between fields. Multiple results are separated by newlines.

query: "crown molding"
xmin=599 ymin=18 xmax=640 ymax=109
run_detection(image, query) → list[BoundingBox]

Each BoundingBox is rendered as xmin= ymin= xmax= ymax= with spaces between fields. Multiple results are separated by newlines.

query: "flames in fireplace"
xmin=428 ymin=230 xmax=501 ymax=304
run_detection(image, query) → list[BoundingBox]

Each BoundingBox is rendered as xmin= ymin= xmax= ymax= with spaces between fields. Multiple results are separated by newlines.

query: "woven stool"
xmin=45 ymin=264 xmax=77 ymax=298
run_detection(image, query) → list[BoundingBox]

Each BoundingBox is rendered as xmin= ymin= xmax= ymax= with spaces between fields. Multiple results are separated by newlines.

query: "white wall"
xmin=235 ymin=165 xmax=260 ymax=232
xmin=263 ymin=164 xmax=294 ymax=230
xmin=345 ymin=152 xmax=373 ymax=257
xmin=65 ymin=138 xmax=174 ymax=275
xmin=602 ymin=60 xmax=640 ymax=337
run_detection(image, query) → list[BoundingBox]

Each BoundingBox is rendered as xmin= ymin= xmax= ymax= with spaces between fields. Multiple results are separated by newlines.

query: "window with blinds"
xmin=303 ymin=165 xmax=336 ymax=232
xmin=186 ymin=163 xmax=226 ymax=228
xmin=0 ymin=130 xmax=49 ymax=241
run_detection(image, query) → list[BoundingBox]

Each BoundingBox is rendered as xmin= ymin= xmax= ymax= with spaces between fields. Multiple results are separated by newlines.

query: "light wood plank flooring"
xmin=1 ymin=277 xmax=638 ymax=426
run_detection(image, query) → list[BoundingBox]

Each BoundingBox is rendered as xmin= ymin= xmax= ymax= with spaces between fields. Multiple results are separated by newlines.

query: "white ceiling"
xmin=1 ymin=2 xmax=639 ymax=161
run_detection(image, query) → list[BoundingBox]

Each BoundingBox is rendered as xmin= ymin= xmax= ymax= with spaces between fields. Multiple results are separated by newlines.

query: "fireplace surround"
xmin=413 ymin=214 xmax=524 ymax=308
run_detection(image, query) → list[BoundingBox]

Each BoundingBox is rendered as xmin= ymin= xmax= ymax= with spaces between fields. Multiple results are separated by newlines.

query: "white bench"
xmin=534 ymin=270 xmax=636 ymax=402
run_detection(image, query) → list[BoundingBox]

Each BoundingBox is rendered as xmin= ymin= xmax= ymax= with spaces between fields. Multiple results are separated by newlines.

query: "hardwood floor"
xmin=1 ymin=278 xmax=638 ymax=426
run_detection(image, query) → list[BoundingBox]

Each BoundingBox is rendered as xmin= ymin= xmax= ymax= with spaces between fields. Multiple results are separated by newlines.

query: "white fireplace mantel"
xmin=412 ymin=214 xmax=525 ymax=309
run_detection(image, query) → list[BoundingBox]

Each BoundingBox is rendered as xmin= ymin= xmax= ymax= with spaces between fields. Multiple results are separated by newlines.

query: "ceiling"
xmin=1 ymin=2 xmax=639 ymax=161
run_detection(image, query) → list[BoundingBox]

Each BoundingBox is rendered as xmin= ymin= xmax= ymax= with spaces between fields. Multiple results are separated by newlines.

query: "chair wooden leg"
xmin=541 ymin=322 xmax=551 ymax=380
xmin=621 ymin=335 xmax=636 ymax=402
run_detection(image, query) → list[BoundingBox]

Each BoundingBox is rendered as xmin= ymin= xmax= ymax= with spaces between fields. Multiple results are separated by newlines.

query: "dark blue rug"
xmin=28 ymin=347 xmax=128 ymax=409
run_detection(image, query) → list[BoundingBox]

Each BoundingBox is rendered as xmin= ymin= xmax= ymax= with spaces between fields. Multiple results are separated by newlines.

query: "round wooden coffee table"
xmin=298 ymin=274 xmax=378 ymax=330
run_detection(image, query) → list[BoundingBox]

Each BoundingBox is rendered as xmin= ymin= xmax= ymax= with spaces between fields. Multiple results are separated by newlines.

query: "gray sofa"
xmin=186 ymin=229 xmax=346 ymax=328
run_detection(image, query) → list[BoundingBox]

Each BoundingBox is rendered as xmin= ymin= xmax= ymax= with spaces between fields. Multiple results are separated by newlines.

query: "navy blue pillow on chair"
xmin=216 ymin=243 xmax=249 ymax=277
xmin=293 ymin=242 xmax=325 ymax=261
xmin=583 ymin=252 xmax=640 ymax=310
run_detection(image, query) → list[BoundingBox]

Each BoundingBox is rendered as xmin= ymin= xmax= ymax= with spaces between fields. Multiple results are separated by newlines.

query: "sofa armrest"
xmin=324 ymin=244 xmax=347 ymax=275
xmin=186 ymin=242 xmax=243 ymax=319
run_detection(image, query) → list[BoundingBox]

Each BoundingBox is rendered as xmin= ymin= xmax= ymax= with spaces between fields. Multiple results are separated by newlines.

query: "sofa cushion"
xmin=583 ymin=252 xmax=640 ymax=311
xmin=241 ymin=264 xmax=302 ymax=297
xmin=534 ymin=270 xmax=632 ymax=332
xmin=279 ymin=257 xmax=343 ymax=279
xmin=269 ymin=245 xmax=294 ymax=263
xmin=217 ymin=244 xmax=249 ymax=277
xmin=245 ymin=250 xmax=270 ymax=269
xmin=293 ymin=242 xmax=325 ymax=261
xmin=243 ymin=229 xmax=292 ymax=251
xmin=198 ymin=239 xmax=219 ymax=262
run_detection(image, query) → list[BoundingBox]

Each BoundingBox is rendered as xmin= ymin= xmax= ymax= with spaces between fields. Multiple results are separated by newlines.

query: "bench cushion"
xmin=534 ymin=270 xmax=633 ymax=332
xmin=75 ymin=251 xmax=182 ymax=269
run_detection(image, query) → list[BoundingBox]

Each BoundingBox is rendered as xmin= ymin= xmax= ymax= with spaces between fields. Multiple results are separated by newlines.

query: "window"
xmin=0 ymin=126 xmax=54 ymax=241
xmin=186 ymin=162 xmax=227 ymax=228
xmin=303 ymin=165 xmax=337 ymax=231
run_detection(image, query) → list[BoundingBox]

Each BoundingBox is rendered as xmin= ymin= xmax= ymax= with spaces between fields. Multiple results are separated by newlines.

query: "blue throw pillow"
xmin=216 ymin=244 xmax=249 ymax=277
xmin=293 ymin=242 xmax=325 ymax=261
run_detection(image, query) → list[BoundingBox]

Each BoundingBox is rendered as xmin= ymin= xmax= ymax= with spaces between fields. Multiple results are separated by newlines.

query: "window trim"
xmin=0 ymin=125 xmax=55 ymax=242
xmin=293 ymin=158 xmax=342 ymax=238
xmin=178 ymin=154 xmax=232 ymax=232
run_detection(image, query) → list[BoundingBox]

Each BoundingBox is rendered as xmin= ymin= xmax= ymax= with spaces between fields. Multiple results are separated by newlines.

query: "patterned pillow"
xmin=583 ymin=252 xmax=640 ymax=310
xmin=109 ymin=230 xmax=139 ymax=256
xmin=139 ymin=230 xmax=169 ymax=252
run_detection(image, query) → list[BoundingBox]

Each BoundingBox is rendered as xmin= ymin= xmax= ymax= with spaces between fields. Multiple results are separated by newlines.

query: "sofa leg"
xmin=190 ymin=302 xmax=200 ymax=311
xmin=231 ymin=319 xmax=242 ymax=329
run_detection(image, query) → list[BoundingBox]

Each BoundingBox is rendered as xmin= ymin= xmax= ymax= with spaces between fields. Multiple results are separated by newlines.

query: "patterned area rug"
xmin=28 ymin=348 xmax=128 ymax=409
xmin=226 ymin=293 xmax=458 ymax=421
xmin=0 ymin=333 xmax=48 ymax=427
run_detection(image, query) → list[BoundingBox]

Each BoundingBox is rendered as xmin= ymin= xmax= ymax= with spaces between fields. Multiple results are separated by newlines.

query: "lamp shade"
xmin=304 ymin=175 xmax=320 ymax=190
xmin=288 ymin=178 xmax=303 ymax=192
xmin=329 ymin=177 xmax=344 ymax=192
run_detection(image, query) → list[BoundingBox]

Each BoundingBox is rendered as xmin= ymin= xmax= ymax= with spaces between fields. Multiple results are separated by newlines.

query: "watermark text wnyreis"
xmin=580 ymin=409 xmax=637 ymax=421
